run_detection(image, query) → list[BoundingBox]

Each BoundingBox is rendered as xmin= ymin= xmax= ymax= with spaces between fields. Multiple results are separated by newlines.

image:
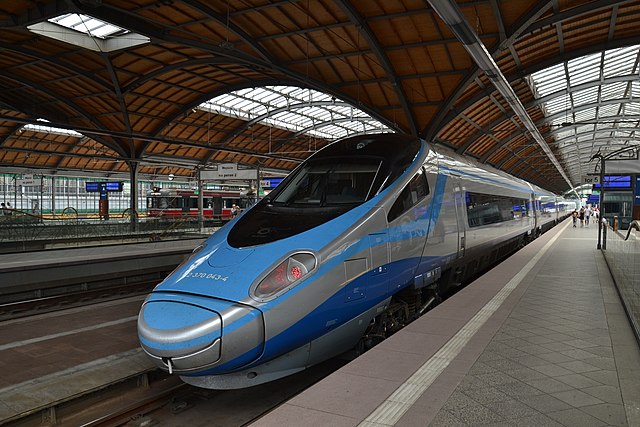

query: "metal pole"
xmin=597 ymin=156 xmax=605 ymax=250
xmin=51 ymin=176 xmax=56 ymax=218
xmin=129 ymin=161 xmax=139 ymax=232
xmin=197 ymin=168 xmax=204 ymax=232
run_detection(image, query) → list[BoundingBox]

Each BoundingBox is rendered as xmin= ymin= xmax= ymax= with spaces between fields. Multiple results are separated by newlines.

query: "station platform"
xmin=254 ymin=219 xmax=640 ymax=426
xmin=0 ymin=238 xmax=205 ymax=300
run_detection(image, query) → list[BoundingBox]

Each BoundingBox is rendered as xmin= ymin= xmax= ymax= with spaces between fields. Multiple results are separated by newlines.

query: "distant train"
xmin=146 ymin=188 xmax=247 ymax=220
xmin=138 ymin=133 xmax=576 ymax=389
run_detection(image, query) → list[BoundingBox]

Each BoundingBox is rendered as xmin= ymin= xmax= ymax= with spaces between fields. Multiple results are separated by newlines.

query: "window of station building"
xmin=466 ymin=192 xmax=529 ymax=228
xmin=387 ymin=170 xmax=430 ymax=222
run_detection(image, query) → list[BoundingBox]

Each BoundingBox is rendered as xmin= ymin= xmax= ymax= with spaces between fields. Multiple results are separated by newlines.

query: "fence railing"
xmin=602 ymin=219 xmax=640 ymax=343
xmin=0 ymin=210 xmax=220 ymax=252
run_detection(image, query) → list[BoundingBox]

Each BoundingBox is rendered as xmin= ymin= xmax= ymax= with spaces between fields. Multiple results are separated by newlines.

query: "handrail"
xmin=625 ymin=220 xmax=640 ymax=241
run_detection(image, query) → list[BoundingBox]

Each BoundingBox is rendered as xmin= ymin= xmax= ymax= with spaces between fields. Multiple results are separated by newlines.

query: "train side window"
xmin=466 ymin=192 xmax=528 ymax=227
xmin=387 ymin=170 xmax=429 ymax=222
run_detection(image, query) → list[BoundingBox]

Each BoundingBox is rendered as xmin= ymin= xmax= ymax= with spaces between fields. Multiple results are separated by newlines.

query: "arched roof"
xmin=1 ymin=0 xmax=640 ymax=193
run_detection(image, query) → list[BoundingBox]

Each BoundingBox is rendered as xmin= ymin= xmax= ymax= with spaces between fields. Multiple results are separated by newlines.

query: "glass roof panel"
xmin=601 ymin=82 xmax=628 ymax=101
xmin=567 ymin=54 xmax=600 ymax=86
xmin=23 ymin=119 xmax=82 ymax=136
xmin=201 ymin=86 xmax=393 ymax=141
xmin=574 ymin=107 xmax=596 ymax=122
xmin=603 ymin=45 xmax=639 ymax=78
xmin=598 ymin=103 xmax=620 ymax=118
xmin=631 ymin=81 xmax=640 ymax=98
xmin=572 ymin=86 xmax=599 ymax=107
xmin=531 ymin=63 xmax=566 ymax=97
xmin=545 ymin=93 xmax=569 ymax=114
xmin=625 ymin=102 xmax=640 ymax=115
xmin=49 ymin=13 xmax=129 ymax=39
xmin=575 ymin=124 xmax=595 ymax=134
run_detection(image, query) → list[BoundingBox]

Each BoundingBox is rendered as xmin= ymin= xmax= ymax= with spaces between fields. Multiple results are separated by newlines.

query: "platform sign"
xmin=635 ymin=176 xmax=640 ymax=205
xmin=85 ymin=182 xmax=124 ymax=192
xmin=261 ymin=177 xmax=284 ymax=188
xmin=582 ymin=175 xmax=600 ymax=185
xmin=201 ymin=163 xmax=257 ymax=180
xmin=18 ymin=174 xmax=38 ymax=186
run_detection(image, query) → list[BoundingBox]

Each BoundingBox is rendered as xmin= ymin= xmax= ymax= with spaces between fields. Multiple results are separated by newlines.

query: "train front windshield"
xmin=271 ymin=159 xmax=382 ymax=207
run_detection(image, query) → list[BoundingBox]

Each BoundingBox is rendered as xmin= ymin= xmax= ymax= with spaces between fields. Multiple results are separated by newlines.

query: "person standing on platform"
xmin=572 ymin=210 xmax=578 ymax=227
xmin=579 ymin=207 xmax=585 ymax=227
xmin=584 ymin=206 xmax=592 ymax=226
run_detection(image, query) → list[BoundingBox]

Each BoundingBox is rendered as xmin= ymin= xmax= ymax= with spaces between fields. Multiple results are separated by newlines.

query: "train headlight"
xmin=252 ymin=252 xmax=317 ymax=300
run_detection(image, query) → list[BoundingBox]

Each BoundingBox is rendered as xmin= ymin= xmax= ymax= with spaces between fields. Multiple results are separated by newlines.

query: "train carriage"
xmin=146 ymin=188 xmax=246 ymax=220
xmin=138 ymin=133 xmax=573 ymax=389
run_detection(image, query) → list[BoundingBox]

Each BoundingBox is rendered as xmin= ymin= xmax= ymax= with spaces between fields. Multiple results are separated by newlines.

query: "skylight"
xmin=200 ymin=86 xmax=393 ymax=141
xmin=27 ymin=14 xmax=149 ymax=52
xmin=528 ymin=44 xmax=640 ymax=181
xmin=49 ymin=13 xmax=129 ymax=39
xmin=23 ymin=119 xmax=82 ymax=137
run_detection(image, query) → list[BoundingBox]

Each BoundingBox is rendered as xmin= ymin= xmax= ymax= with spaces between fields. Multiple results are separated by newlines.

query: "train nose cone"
xmin=138 ymin=300 xmax=223 ymax=372
xmin=207 ymin=247 xmax=254 ymax=267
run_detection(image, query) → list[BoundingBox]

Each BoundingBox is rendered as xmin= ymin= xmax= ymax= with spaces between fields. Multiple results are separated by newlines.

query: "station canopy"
xmin=530 ymin=44 xmax=640 ymax=185
xmin=1 ymin=1 xmax=640 ymax=193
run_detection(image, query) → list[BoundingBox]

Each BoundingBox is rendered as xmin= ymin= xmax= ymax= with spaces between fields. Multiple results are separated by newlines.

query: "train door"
xmin=532 ymin=193 xmax=538 ymax=231
xmin=181 ymin=196 xmax=190 ymax=214
xmin=452 ymin=176 xmax=466 ymax=258
xmin=212 ymin=196 xmax=223 ymax=216
xmin=387 ymin=168 xmax=432 ymax=293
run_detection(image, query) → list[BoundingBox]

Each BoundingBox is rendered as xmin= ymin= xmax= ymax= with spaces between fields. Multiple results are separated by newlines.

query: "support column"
xmin=129 ymin=161 xmax=139 ymax=232
xmin=197 ymin=168 xmax=204 ymax=232
xmin=597 ymin=157 xmax=605 ymax=250
xmin=51 ymin=176 xmax=56 ymax=218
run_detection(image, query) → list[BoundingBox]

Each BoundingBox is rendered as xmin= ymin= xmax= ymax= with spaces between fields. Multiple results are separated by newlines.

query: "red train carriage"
xmin=147 ymin=188 xmax=245 ymax=220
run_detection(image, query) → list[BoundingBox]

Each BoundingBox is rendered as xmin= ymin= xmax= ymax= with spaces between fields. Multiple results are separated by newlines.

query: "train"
xmin=146 ymin=188 xmax=247 ymax=220
xmin=137 ymin=133 xmax=576 ymax=389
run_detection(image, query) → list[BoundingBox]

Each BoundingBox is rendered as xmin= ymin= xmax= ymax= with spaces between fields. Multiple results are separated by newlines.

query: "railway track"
xmin=0 ymin=280 xmax=158 ymax=321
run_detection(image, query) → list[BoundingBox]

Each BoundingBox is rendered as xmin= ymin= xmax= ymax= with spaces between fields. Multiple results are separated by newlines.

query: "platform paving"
xmin=423 ymin=222 xmax=640 ymax=426
xmin=254 ymin=220 xmax=640 ymax=427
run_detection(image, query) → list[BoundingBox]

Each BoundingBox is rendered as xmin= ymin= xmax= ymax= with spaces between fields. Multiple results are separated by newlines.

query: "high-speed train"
xmin=137 ymin=133 xmax=574 ymax=389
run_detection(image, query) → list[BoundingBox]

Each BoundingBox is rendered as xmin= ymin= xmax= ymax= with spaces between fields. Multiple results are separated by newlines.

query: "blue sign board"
xmin=635 ymin=176 xmax=640 ymax=205
xmin=262 ymin=177 xmax=284 ymax=188
xmin=85 ymin=182 xmax=123 ymax=192
xmin=593 ymin=175 xmax=631 ymax=189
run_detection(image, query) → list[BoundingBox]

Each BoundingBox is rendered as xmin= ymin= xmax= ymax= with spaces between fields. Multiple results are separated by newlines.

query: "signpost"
xmin=85 ymin=182 xmax=124 ymax=220
xmin=582 ymin=175 xmax=600 ymax=185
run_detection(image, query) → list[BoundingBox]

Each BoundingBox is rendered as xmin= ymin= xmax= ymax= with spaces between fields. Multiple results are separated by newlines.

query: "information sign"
xmin=582 ymin=175 xmax=600 ymax=185
xmin=85 ymin=182 xmax=124 ymax=192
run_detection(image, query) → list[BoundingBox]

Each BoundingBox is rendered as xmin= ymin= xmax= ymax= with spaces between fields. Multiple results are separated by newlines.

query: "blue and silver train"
xmin=137 ymin=134 xmax=575 ymax=389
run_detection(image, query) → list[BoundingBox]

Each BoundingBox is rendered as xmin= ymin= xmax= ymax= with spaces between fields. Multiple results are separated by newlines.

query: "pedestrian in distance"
xmin=584 ymin=206 xmax=592 ymax=226
xmin=579 ymin=207 xmax=585 ymax=227
xmin=572 ymin=210 xmax=578 ymax=227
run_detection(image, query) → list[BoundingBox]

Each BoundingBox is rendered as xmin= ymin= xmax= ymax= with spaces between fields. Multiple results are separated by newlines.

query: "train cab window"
xmin=466 ymin=192 xmax=529 ymax=227
xmin=387 ymin=170 xmax=429 ymax=222
xmin=271 ymin=158 xmax=381 ymax=207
